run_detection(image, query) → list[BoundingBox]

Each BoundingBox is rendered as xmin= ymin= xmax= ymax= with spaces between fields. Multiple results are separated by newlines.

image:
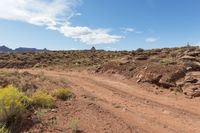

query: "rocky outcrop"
xmin=91 ymin=46 xmax=96 ymax=51
xmin=181 ymin=55 xmax=196 ymax=61
xmin=176 ymin=71 xmax=200 ymax=98
xmin=136 ymin=64 xmax=186 ymax=88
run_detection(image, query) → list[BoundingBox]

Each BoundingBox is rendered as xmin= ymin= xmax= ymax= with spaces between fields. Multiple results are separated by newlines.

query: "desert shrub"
xmin=170 ymin=52 xmax=178 ymax=58
xmin=159 ymin=59 xmax=176 ymax=65
xmin=152 ymin=48 xmax=162 ymax=53
xmin=0 ymin=85 xmax=31 ymax=124
xmin=175 ymin=48 xmax=185 ymax=54
xmin=53 ymin=88 xmax=73 ymax=101
xmin=149 ymin=57 xmax=161 ymax=62
xmin=32 ymin=90 xmax=54 ymax=108
xmin=68 ymin=118 xmax=80 ymax=133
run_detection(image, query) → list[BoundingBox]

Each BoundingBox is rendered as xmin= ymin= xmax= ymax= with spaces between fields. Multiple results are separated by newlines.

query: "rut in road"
xmin=20 ymin=70 xmax=200 ymax=133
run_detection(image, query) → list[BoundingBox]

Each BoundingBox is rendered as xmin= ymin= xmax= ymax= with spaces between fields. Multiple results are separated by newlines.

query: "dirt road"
xmin=17 ymin=69 xmax=200 ymax=133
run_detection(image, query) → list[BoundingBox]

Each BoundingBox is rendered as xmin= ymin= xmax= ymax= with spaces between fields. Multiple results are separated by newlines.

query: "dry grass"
xmin=68 ymin=118 xmax=80 ymax=133
xmin=53 ymin=88 xmax=73 ymax=101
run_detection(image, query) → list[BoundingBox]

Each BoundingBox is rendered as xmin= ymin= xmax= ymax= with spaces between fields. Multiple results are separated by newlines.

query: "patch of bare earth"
xmin=23 ymin=100 xmax=131 ymax=133
xmin=0 ymin=69 xmax=132 ymax=133
xmin=14 ymin=69 xmax=200 ymax=133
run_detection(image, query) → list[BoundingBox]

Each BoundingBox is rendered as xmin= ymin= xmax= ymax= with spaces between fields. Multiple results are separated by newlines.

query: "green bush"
xmin=0 ymin=85 xmax=31 ymax=124
xmin=53 ymin=88 xmax=73 ymax=101
xmin=32 ymin=90 xmax=54 ymax=108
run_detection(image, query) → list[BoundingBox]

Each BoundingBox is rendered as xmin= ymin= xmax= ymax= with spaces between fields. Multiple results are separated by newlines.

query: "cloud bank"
xmin=0 ymin=0 xmax=122 ymax=45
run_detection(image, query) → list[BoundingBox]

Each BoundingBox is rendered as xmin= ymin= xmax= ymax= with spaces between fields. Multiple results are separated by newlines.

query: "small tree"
xmin=136 ymin=48 xmax=144 ymax=52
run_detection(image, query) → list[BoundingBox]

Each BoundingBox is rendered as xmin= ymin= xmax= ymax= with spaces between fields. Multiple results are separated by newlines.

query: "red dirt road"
xmin=16 ymin=69 xmax=200 ymax=133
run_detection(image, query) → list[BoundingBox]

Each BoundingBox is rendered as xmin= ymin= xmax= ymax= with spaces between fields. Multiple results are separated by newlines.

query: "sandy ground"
xmin=5 ymin=69 xmax=200 ymax=133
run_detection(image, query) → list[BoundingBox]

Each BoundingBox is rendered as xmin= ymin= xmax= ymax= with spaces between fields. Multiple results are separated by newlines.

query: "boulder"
xmin=119 ymin=61 xmax=130 ymax=65
xmin=187 ymin=51 xmax=200 ymax=57
xmin=191 ymin=91 xmax=200 ymax=97
xmin=169 ymin=87 xmax=183 ymax=92
xmin=141 ymin=73 xmax=162 ymax=84
xmin=183 ymin=87 xmax=200 ymax=98
xmin=184 ymin=77 xmax=198 ymax=83
xmin=181 ymin=55 xmax=196 ymax=61
xmin=135 ymin=56 xmax=148 ymax=60
xmin=184 ymin=61 xmax=200 ymax=71
xmin=159 ymin=79 xmax=176 ymax=88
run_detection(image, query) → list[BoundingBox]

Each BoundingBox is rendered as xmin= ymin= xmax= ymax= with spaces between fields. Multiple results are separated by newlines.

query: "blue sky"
xmin=0 ymin=0 xmax=200 ymax=50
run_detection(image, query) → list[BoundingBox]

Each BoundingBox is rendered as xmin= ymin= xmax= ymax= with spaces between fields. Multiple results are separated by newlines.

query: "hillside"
xmin=1 ymin=46 xmax=200 ymax=133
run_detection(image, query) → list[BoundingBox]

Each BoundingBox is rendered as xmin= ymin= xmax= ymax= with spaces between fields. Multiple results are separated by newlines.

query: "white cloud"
xmin=121 ymin=27 xmax=142 ymax=34
xmin=60 ymin=25 xmax=122 ymax=44
xmin=0 ymin=0 xmax=122 ymax=45
xmin=0 ymin=0 xmax=72 ymax=26
xmin=75 ymin=13 xmax=82 ymax=16
xmin=145 ymin=37 xmax=158 ymax=43
xmin=122 ymin=28 xmax=135 ymax=33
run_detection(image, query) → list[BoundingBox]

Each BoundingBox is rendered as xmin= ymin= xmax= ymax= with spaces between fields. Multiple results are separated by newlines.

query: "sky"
xmin=0 ymin=0 xmax=200 ymax=50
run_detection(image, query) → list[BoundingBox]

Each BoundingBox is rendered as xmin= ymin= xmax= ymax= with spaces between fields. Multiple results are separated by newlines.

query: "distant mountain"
xmin=14 ymin=47 xmax=48 ymax=53
xmin=0 ymin=45 xmax=48 ymax=53
xmin=0 ymin=45 xmax=12 ymax=52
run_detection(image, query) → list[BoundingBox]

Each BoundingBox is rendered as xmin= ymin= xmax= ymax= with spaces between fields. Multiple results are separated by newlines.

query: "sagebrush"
xmin=32 ymin=90 xmax=54 ymax=108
